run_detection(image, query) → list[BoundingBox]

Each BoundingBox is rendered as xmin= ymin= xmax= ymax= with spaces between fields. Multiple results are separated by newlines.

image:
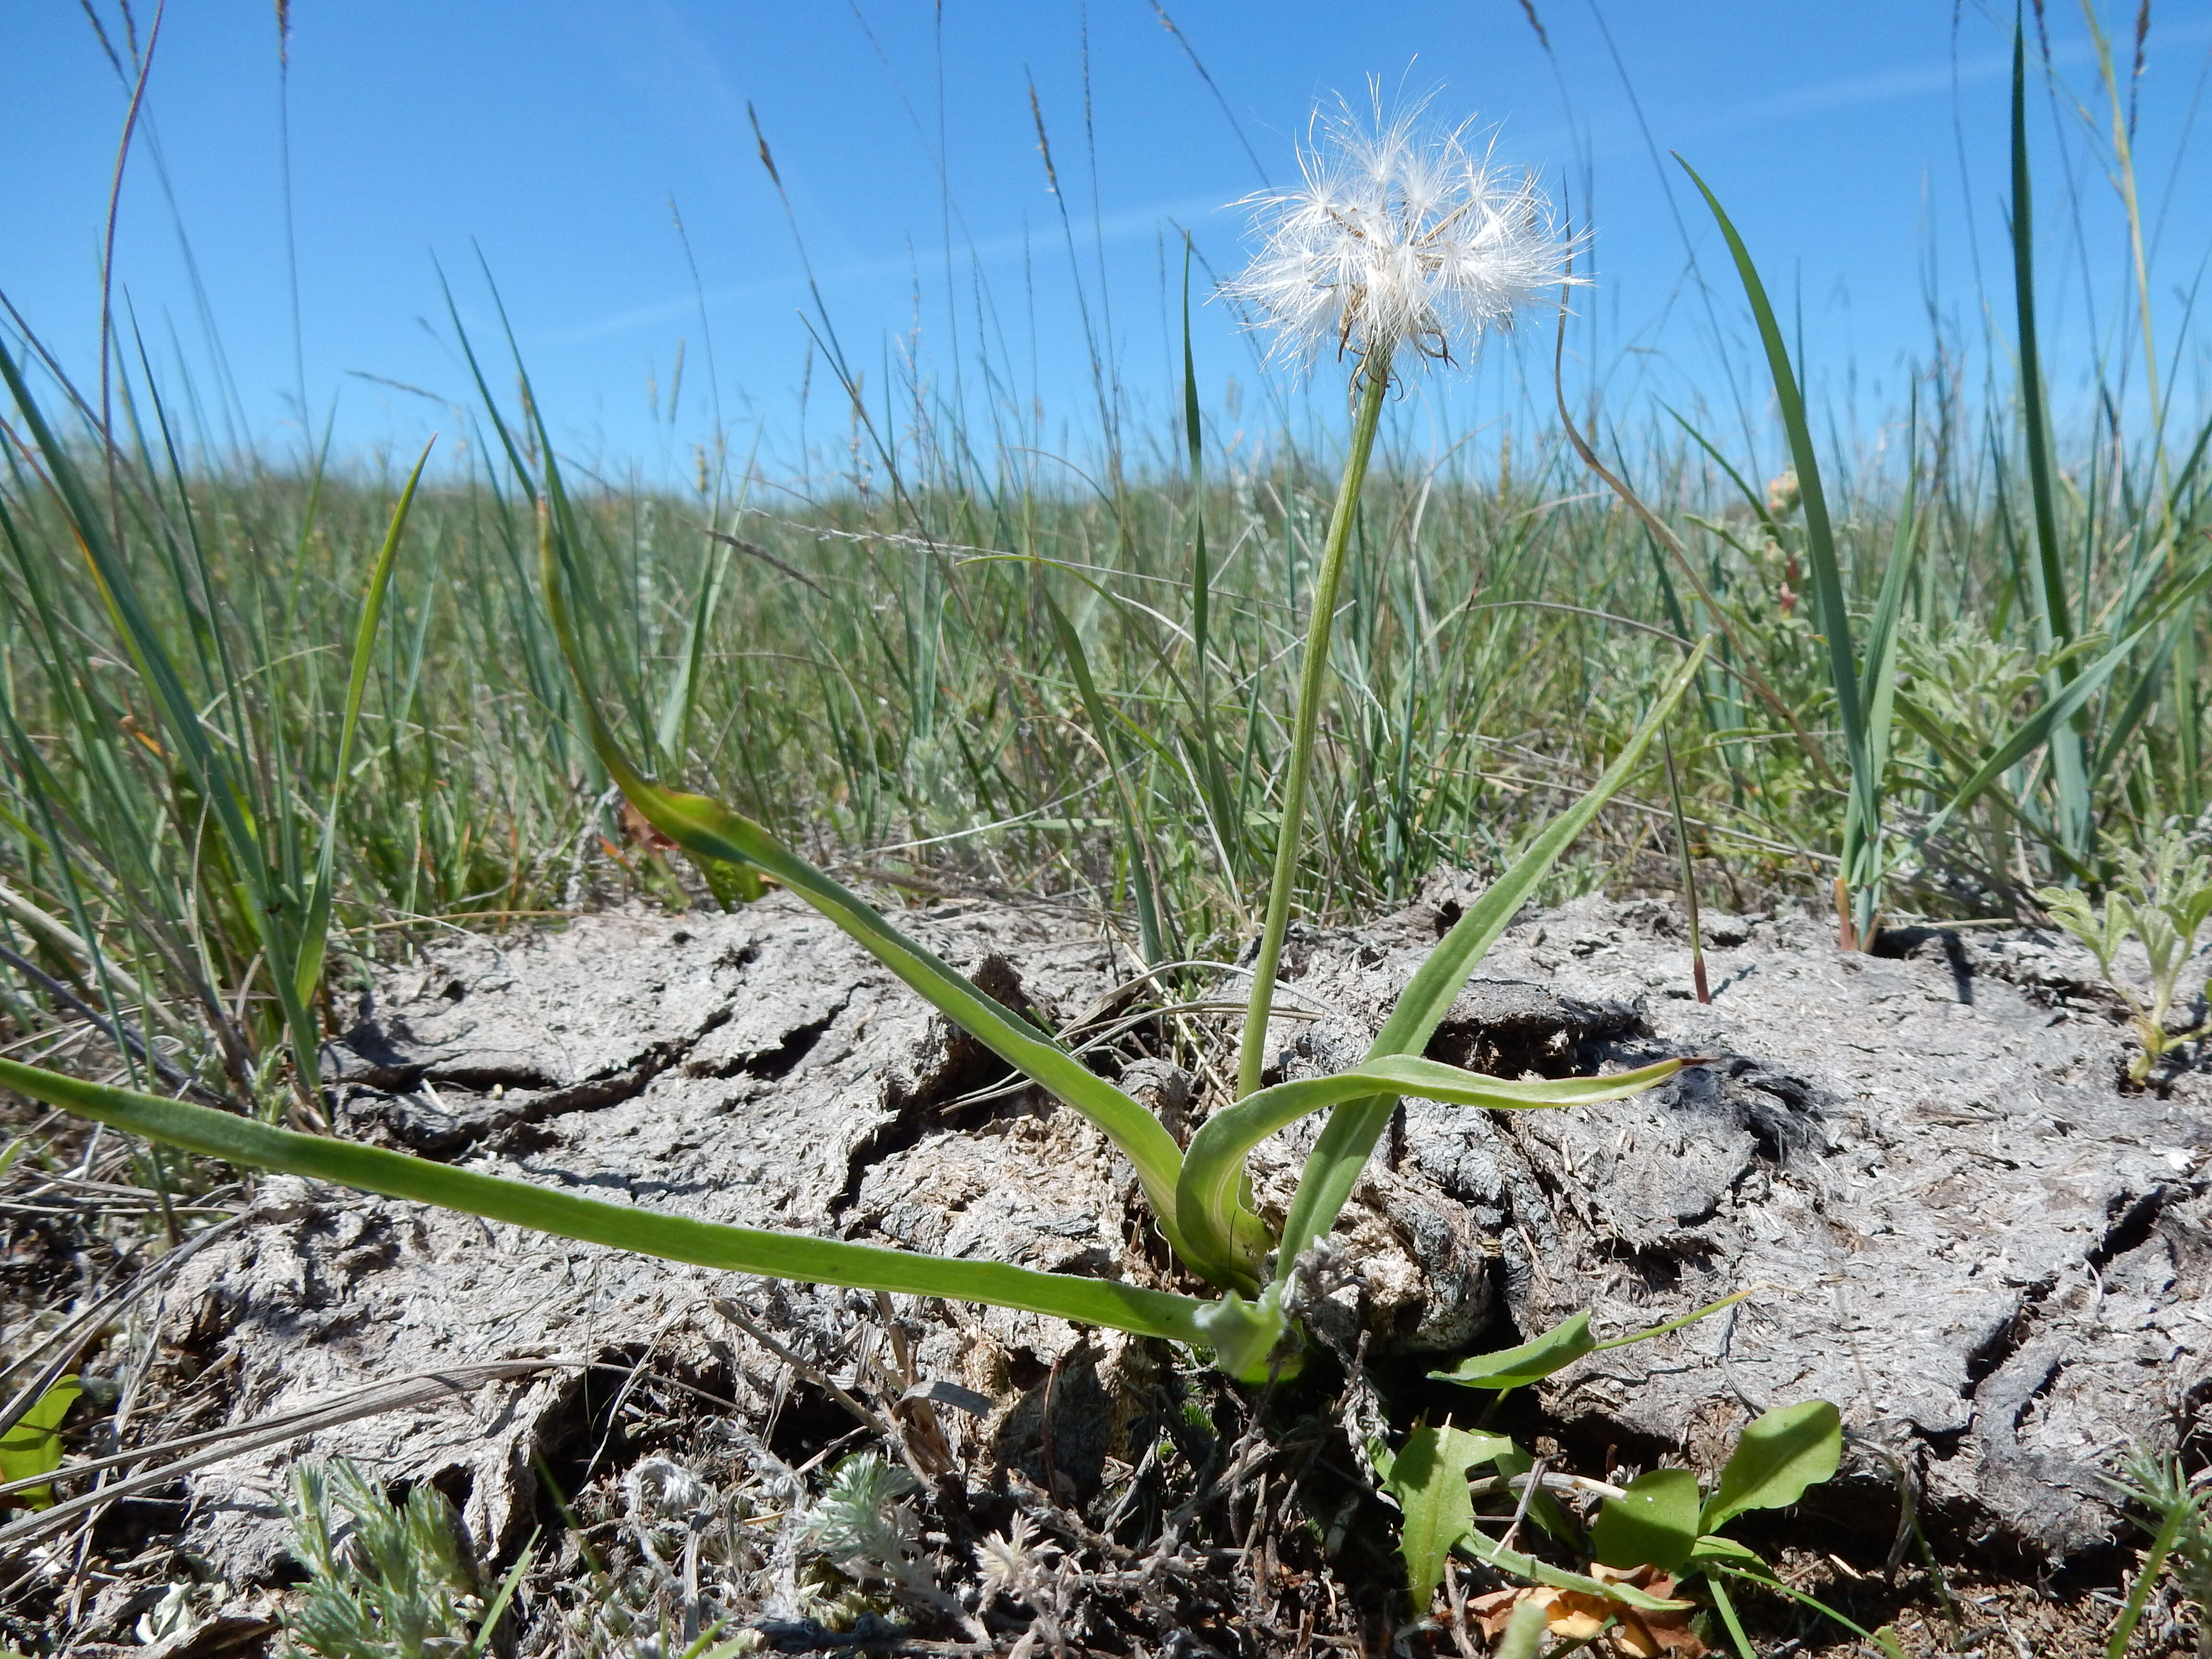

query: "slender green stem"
xmin=1237 ymin=347 xmax=1394 ymax=1099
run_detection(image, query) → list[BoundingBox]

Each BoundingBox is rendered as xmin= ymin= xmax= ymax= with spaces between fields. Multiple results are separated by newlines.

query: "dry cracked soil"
xmin=16 ymin=877 xmax=2212 ymax=1657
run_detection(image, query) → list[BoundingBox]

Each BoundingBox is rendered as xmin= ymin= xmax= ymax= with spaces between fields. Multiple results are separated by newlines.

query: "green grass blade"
xmin=1035 ymin=568 xmax=1172 ymax=964
xmin=0 ymin=1056 xmax=1212 ymax=1346
xmin=1678 ymin=156 xmax=1879 ymax=930
xmin=2105 ymin=1466 xmax=2195 ymax=1659
xmin=295 ymin=441 xmax=433 ymax=1010
xmin=2008 ymin=21 xmax=2093 ymax=863
xmin=654 ymin=537 xmax=733 ymax=769
xmin=1660 ymin=403 xmax=1783 ymax=541
xmin=0 ymin=336 xmax=321 ymax=1090
xmin=1676 ymin=161 xmax=1863 ymax=774
xmin=1180 ymin=237 xmax=1236 ymax=874
xmin=1843 ymin=475 xmax=1921 ymax=932
xmin=1271 ymin=642 xmax=1706 ymax=1277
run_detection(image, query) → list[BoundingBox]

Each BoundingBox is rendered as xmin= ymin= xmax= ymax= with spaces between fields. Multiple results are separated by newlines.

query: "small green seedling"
xmin=1379 ymin=1303 xmax=1901 ymax=1657
xmin=0 ymin=1375 xmax=80 ymax=1511
xmin=2038 ymin=826 xmax=2212 ymax=1082
xmin=1591 ymin=1404 xmax=1910 ymax=1659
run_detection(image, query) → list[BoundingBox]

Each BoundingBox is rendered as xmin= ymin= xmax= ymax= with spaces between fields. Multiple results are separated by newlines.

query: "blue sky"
xmin=4 ymin=1 xmax=2209 ymax=482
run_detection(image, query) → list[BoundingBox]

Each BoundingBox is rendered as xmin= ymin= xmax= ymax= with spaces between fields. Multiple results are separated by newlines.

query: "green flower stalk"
xmin=1223 ymin=90 xmax=1580 ymax=1095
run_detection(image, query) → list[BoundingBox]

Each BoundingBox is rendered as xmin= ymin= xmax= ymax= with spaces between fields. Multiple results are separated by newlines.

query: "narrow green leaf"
xmin=1710 ymin=1563 xmax=1898 ymax=1650
xmin=1705 ymin=1572 xmax=1757 ymax=1659
xmin=1273 ymin=642 xmax=1708 ymax=1276
xmin=0 ymin=337 xmax=323 ymax=1087
xmin=1661 ymin=403 xmax=1784 ymax=543
xmin=1700 ymin=1400 xmax=1841 ymax=1533
xmin=1675 ymin=160 xmax=1863 ymax=803
xmin=654 ymin=538 xmax=733 ymax=768
xmin=1591 ymin=1467 xmax=1702 ymax=1573
xmin=1035 ymin=571 xmax=1171 ymax=965
xmin=468 ymin=1527 xmax=539 ymax=1659
xmin=2008 ymin=20 xmax=2093 ymax=862
xmin=1179 ymin=1057 xmax=1688 ymax=1285
xmin=0 ymin=1056 xmax=1215 ymax=1348
xmin=1178 ymin=234 xmax=1234 ymax=863
xmin=296 ymin=441 xmax=434 ymax=1010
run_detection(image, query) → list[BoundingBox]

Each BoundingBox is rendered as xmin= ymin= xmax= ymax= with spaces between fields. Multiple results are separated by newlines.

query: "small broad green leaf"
xmin=1383 ymin=1425 xmax=1513 ymax=1610
xmin=1591 ymin=1467 xmax=1701 ymax=1573
xmin=0 ymin=1376 xmax=82 ymax=1510
xmin=1430 ymin=1310 xmax=1595 ymax=1391
xmin=1701 ymin=1401 xmax=1842 ymax=1533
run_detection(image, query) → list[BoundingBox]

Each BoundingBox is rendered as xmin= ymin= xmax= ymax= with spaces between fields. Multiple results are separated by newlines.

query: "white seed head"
xmin=1223 ymin=87 xmax=1579 ymax=371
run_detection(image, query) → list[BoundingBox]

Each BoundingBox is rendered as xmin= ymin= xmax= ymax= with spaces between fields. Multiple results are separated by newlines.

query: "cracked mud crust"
xmin=82 ymin=882 xmax=2212 ymax=1607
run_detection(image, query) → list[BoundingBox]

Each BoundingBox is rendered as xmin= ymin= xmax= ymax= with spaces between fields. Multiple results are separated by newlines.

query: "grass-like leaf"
xmin=1677 ymin=157 xmax=1885 ymax=941
xmin=1179 ymin=1057 xmax=1687 ymax=1286
xmin=0 ymin=337 xmax=327 ymax=1089
xmin=2008 ymin=20 xmax=2095 ymax=866
xmin=0 ymin=1056 xmax=1216 ymax=1348
xmin=293 ymin=441 xmax=433 ymax=1011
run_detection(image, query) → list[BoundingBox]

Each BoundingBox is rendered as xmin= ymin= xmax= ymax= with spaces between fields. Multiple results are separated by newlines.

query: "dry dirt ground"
xmin=5 ymin=879 xmax=2212 ymax=1656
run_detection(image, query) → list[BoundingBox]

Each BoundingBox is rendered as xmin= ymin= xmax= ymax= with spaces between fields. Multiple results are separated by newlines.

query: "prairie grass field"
xmin=1 ymin=307 xmax=2206 ymax=1095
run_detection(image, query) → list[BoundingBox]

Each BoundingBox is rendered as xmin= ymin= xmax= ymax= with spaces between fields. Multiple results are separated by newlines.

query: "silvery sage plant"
xmin=0 ymin=94 xmax=1702 ymax=1384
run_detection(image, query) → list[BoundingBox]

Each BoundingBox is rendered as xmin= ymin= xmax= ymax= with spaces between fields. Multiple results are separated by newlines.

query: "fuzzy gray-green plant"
xmin=2038 ymin=826 xmax=2212 ymax=1082
xmin=280 ymin=1460 xmax=487 ymax=1659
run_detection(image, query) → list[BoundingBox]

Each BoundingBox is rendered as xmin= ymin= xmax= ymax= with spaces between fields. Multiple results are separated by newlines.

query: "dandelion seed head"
xmin=1224 ymin=87 xmax=1579 ymax=372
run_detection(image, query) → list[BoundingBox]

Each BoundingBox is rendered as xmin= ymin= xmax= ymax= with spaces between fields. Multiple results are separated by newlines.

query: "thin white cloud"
xmin=535 ymin=190 xmax=1236 ymax=345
